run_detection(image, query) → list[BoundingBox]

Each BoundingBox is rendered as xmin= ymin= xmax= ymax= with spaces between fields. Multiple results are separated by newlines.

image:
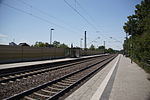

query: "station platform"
xmin=65 ymin=54 xmax=150 ymax=100
xmin=0 ymin=54 xmax=104 ymax=70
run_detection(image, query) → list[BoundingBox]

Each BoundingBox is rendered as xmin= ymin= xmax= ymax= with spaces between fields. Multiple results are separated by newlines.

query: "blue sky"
xmin=0 ymin=0 xmax=141 ymax=50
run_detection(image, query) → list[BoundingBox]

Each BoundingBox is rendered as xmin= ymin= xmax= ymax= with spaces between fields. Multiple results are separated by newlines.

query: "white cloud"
xmin=0 ymin=33 xmax=8 ymax=38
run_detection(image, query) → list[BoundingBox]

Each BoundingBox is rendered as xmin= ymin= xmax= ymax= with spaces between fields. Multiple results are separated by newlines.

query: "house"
xmin=19 ymin=43 xmax=30 ymax=46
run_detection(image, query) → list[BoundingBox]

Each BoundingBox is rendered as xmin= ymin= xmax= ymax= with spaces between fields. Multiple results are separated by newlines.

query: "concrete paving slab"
xmin=65 ymin=54 xmax=150 ymax=100
xmin=65 ymin=54 xmax=119 ymax=100
xmin=91 ymin=55 xmax=120 ymax=100
xmin=109 ymin=55 xmax=150 ymax=100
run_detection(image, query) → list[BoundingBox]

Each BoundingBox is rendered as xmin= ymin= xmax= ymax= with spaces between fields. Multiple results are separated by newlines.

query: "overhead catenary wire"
xmin=1 ymin=1 xmax=123 ymax=49
xmin=64 ymin=0 xmax=97 ymax=30
xmin=1 ymin=3 xmax=65 ymax=28
xmin=18 ymin=0 xmax=121 ymax=45
xmin=75 ymin=0 xmax=98 ymax=30
xmin=74 ymin=0 xmax=109 ymax=38
xmin=16 ymin=0 xmax=82 ymax=34
xmin=17 ymin=0 xmax=58 ymax=19
xmin=74 ymin=0 xmax=107 ymax=39
xmin=75 ymin=0 xmax=123 ymax=49
xmin=1 ymin=2 xmax=81 ymax=34
xmin=64 ymin=0 xmax=111 ymax=47
xmin=75 ymin=0 xmax=123 ymax=44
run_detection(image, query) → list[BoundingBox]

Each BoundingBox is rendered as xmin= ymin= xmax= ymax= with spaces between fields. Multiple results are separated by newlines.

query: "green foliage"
xmin=53 ymin=41 xmax=60 ymax=48
xmin=123 ymin=0 xmax=150 ymax=36
xmin=107 ymin=48 xmax=115 ymax=54
xmin=59 ymin=43 xmax=69 ymax=48
xmin=34 ymin=42 xmax=49 ymax=47
xmin=33 ymin=41 xmax=69 ymax=48
xmin=123 ymin=0 xmax=150 ymax=72
xmin=98 ymin=46 xmax=105 ymax=49
xmin=89 ymin=44 xmax=95 ymax=50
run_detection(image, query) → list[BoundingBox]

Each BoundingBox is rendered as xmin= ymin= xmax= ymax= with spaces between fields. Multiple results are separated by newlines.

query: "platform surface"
xmin=65 ymin=54 xmax=150 ymax=100
xmin=109 ymin=55 xmax=150 ymax=100
xmin=0 ymin=54 xmax=102 ymax=70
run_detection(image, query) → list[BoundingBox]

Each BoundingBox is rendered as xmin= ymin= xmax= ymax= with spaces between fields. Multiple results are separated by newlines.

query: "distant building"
xmin=19 ymin=43 xmax=30 ymax=46
xmin=9 ymin=42 xmax=17 ymax=46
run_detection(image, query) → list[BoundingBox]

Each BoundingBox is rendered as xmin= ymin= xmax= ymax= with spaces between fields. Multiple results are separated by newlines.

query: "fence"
xmin=0 ymin=45 xmax=103 ymax=63
xmin=0 ymin=45 xmax=66 ymax=63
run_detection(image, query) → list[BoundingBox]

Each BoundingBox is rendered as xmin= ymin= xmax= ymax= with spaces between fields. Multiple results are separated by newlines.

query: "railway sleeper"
xmin=8 ymin=80 xmax=14 ymax=83
xmin=2 ymin=77 xmax=8 ymax=79
xmin=20 ymin=73 xmax=26 ymax=76
xmin=15 ymin=74 xmax=21 ymax=77
xmin=41 ymin=89 xmax=57 ymax=94
xmin=67 ymin=77 xmax=78 ymax=80
xmin=24 ymin=72 xmax=31 ymax=75
xmin=36 ymin=89 xmax=56 ymax=96
xmin=64 ymin=78 xmax=77 ymax=82
xmin=61 ymin=80 xmax=75 ymax=84
xmin=52 ymin=84 xmax=66 ymax=89
xmin=57 ymin=81 xmax=72 ymax=86
xmin=1 ymin=82 xmax=6 ymax=85
xmin=9 ymin=75 xmax=15 ymax=78
xmin=33 ymin=92 xmax=51 ymax=98
xmin=47 ymin=86 xmax=63 ymax=91
xmin=24 ymin=96 xmax=36 ymax=100
xmin=25 ymin=93 xmax=49 ymax=100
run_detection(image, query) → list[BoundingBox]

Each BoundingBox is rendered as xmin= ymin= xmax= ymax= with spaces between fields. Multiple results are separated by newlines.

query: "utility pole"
xmin=84 ymin=31 xmax=87 ymax=50
xmin=104 ymin=41 xmax=105 ymax=54
xmin=131 ymin=32 xmax=133 ymax=63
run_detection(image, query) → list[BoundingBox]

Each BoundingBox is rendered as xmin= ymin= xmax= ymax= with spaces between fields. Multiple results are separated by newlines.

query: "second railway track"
xmin=0 ymin=54 xmax=117 ymax=100
xmin=0 ymin=56 xmax=102 ymax=84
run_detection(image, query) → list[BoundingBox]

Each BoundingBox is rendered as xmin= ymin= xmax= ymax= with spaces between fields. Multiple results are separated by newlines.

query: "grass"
xmin=133 ymin=59 xmax=150 ymax=74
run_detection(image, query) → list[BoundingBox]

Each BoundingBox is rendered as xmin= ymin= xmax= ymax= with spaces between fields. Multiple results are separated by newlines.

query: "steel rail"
xmin=0 ymin=56 xmax=102 ymax=83
xmin=0 ymin=55 xmax=106 ymax=77
xmin=5 ymin=55 xmax=117 ymax=100
xmin=48 ymin=56 xmax=115 ymax=100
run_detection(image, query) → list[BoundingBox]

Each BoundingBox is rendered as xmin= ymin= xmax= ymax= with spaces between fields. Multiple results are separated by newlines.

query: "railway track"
xmin=0 ymin=56 xmax=102 ymax=84
xmin=0 ymin=55 xmax=105 ymax=77
xmin=3 ymin=54 xmax=117 ymax=100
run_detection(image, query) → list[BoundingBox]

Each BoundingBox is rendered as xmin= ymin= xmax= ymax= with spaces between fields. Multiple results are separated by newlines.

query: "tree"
xmin=71 ymin=43 xmax=73 ymax=48
xmin=123 ymin=0 xmax=150 ymax=36
xmin=45 ymin=43 xmax=50 ymax=47
xmin=53 ymin=41 xmax=60 ymax=48
xmin=107 ymin=48 xmax=115 ymax=54
xmin=59 ymin=43 xmax=69 ymax=48
xmin=33 ymin=42 xmax=50 ymax=47
xmin=123 ymin=0 xmax=150 ymax=67
xmin=98 ymin=46 xmax=105 ymax=50
xmin=34 ymin=42 xmax=45 ymax=47
xmin=33 ymin=41 xmax=69 ymax=48
xmin=89 ymin=44 xmax=95 ymax=50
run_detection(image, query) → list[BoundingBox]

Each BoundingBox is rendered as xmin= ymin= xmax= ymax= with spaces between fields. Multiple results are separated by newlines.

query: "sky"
xmin=0 ymin=0 xmax=142 ymax=50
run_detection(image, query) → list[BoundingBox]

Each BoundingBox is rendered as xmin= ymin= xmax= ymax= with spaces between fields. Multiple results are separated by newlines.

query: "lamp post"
xmin=80 ymin=38 xmax=83 ymax=49
xmin=131 ymin=32 xmax=133 ymax=63
xmin=50 ymin=28 xmax=54 ymax=45
xmin=84 ymin=31 xmax=87 ymax=50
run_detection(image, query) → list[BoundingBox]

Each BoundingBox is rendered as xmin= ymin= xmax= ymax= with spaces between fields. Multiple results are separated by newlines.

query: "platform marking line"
xmin=90 ymin=55 xmax=120 ymax=100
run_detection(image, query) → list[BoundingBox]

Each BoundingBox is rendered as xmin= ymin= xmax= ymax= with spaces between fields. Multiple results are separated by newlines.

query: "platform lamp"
xmin=50 ymin=28 xmax=54 ymax=45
